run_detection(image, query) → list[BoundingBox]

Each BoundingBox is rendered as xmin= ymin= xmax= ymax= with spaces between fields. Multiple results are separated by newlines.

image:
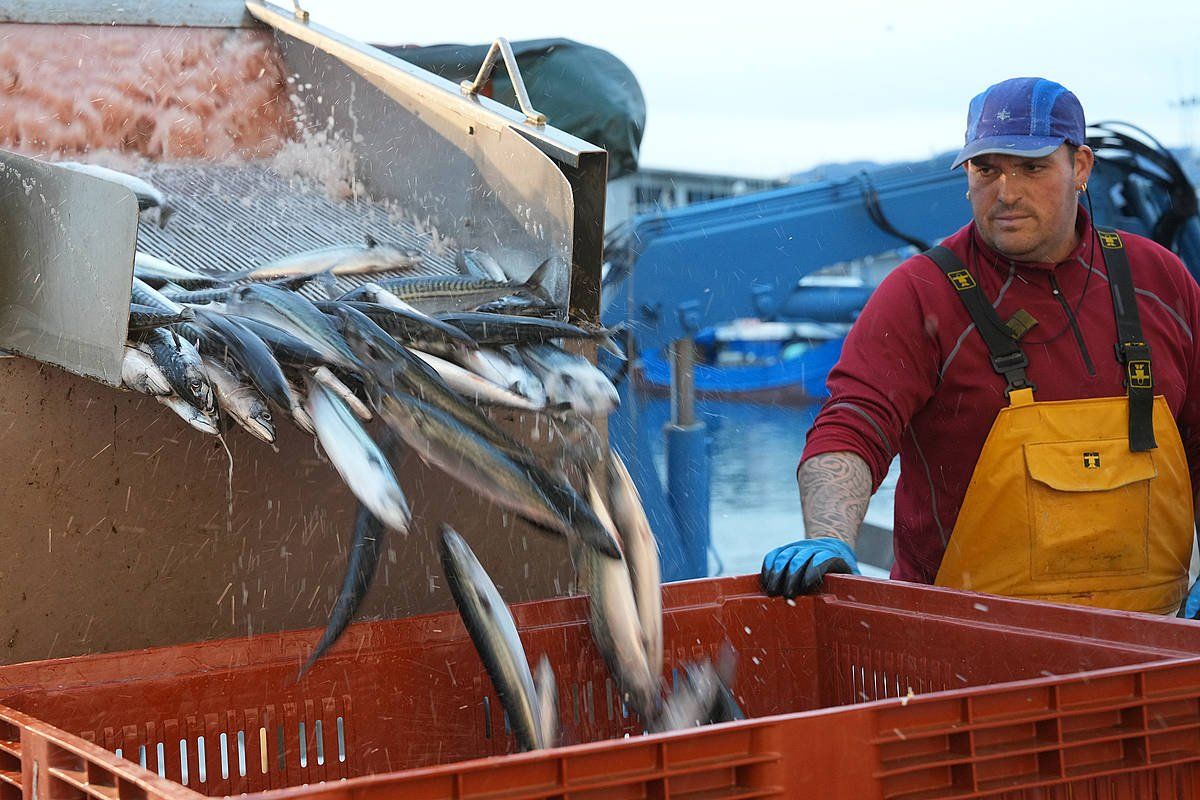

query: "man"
xmin=760 ymin=77 xmax=1200 ymax=616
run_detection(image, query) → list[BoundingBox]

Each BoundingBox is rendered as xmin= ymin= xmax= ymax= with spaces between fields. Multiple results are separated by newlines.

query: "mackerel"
xmin=156 ymin=394 xmax=218 ymax=434
xmin=128 ymin=303 xmax=193 ymax=332
xmin=121 ymin=346 xmax=171 ymax=395
xmin=440 ymin=526 xmax=544 ymax=751
xmin=231 ymin=237 xmax=422 ymax=282
xmin=191 ymin=307 xmax=294 ymax=414
xmin=316 ymin=299 xmax=475 ymax=349
xmin=409 ymin=349 xmax=544 ymax=410
xmin=223 ymin=284 xmax=359 ymax=369
xmin=201 ymin=357 xmax=276 ymax=443
xmin=299 ymin=504 xmax=387 ymax=678
xmin=137 ymin=327 xmax=215 ymax=414
xmin=608 ymin=450 xmax=663 ymax=678
xmin=56 ymin=161 xmax=173 ymax=226
xmin=134 ymin=252 xmax=222 ymax=289
xmin=306 ymin=382 xmax=411 ymax=532
xmin=377 ymin=257 xmax=554 ymax=314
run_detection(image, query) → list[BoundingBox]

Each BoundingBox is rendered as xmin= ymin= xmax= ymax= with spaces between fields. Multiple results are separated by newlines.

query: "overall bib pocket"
xmin=1024 ymin=439 xmax=1156 ymax=580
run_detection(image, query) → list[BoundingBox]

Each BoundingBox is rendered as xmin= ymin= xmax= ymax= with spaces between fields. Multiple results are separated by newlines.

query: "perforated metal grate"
xmin=134 ymin=162 xmax=461 ymax=296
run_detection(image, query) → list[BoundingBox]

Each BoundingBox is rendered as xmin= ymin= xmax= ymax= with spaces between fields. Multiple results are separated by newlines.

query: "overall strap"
xmin=925 ymin=245 xmax=1034 ymax=396
xmin=1096 ymin=227 xmax=1157 ymax=451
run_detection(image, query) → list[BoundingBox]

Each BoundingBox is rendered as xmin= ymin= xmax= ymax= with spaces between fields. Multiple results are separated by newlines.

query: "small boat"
xmin=635 ymin=318 xmax=848 ymax=405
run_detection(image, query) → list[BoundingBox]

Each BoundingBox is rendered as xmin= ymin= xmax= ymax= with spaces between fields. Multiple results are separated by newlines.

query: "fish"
xmin=439 ymin=526 xmax=545 ymax=751
xmin=306 ymin=381 xmax=411 ymax=533
xmin=311 ymin=366 xmax=371 ymax=421
xmin=519 ymin=343 xmax=619 ymax=418
xmin=320 ymin=299 xmax=477 ymax=350
xmin=299 ymin=504 xmax=387 ymax=678
xmin=231 ymin=236 xmax=423 ymax=282
xmin=336 ymin=281 xmax=423 ymax=312
xmin=55 ymin=161 xmax=173 ymax=226
xmin=650 ymin=660 xmax=722 ymax=733
xmin=134 ymin=252 xmax=222 ymax=289
xmin=377 ymin=257 xmax=554 ymax=314
xmin=282 ymin=376 xmax=317 ymax=435
xmin=373 ymin=391 xmax=571 ymax=536
xmin=190 ymin=307 xmax=295 ymax=415
xmin=155 ymin=394 xmax=218 ymax=434
xmin=409 ymin=349 xmax=545 ymax=410
xmin=222 ymin=284 xmax=359 ymax=369
xmin=127 ymin=303 xmax=194 ymax=332
xmin=228 ymin=316 xmax=331 ymax=368
xmin=457 ymin=248 xmax=508 ymax=281
xmin=437 ymin=311 xmax=598 ymax=347
xmin=533 ymin=655 xmax=559 ymax=749
xmin=130 ymin=277 xmax=186 ymax=315
xmin=608 ymin=450 xmax=664 ymax=679
xmin=137 ymin=327 xmax=215 ymax=414
xmin=121 ymin=346 xmax=171 ymax=395
xmin=462 ymin=347 xmax=549 ymax=407
xmin=161 ymin=274 xmax=324 ymax=306
xmin=578 ymin=476 xmax=659 ymax=721
xmin=201 ymin=357 xmax=276 ymax=444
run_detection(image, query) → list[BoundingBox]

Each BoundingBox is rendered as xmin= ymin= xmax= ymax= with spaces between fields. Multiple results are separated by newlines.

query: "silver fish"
xmin=311 ymin=366 xmax=371 ymax=421
xmin=651 ymin=660 xmax=722 ymax=733
xmin=374 ymin=391 xmax=567 ymax=535
xmin=519 ymin=344 xmax=619 ymax=418
xmin=139 ymin=328 xmax=216 ymax=414
xmin=299 ymin=504 xmax=386 ymax=678
xmin=578 ymin=477 xmax=660 ymax=721
xmin=134 ymin=252 xmax=221 ymax=289
xmin=56 ymin=161 xmax=172 ymax=226
xmin=156 ymin=394 xmax=218 ymax=434
xmin=121 ymin=346 xmax=171 ymax=395
xmin=202 ymin=357 xmax=276 ymax=443
xmin=534 ymin=655 xmax=559 ymax=749
xmin=234 ymin=236 xmax=422 ymax=282
xmin=457 ymin=248 xmax=508 ymax=281
xmin=440 ymin=526 xmax=544 ymax=751
xmin=131 ymin=277 xmax=186 ymax=315
xmin=222 ymin=284 xmax=359 ymax=370
xmin=306 ymin=381 xmax=411 ymax=532
xmin=378 ymin=258 xmax=554 ymax=315
xmin=410 ymin=349 xmax=544 ymax=410
xmin=336 ymin=281 xmax=422 ymax=313
xmin=464 ymin=348 xmax=549 ymax=407
xmin=608 ymin=450 xmax=663 ymax=679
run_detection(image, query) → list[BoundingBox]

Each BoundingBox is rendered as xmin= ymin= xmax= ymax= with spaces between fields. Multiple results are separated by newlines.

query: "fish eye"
xmin=189 ymin=379 xmax=203 ymax=391
xmin=260 ymin=410 xmax=272 ymax=422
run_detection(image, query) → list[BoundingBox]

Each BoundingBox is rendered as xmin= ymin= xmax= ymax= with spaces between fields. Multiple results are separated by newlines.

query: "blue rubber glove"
xmin=760 ymin=537 xmax=860 ymax=598
xmin=1177 ymin=580 xmax=1200 ymax=619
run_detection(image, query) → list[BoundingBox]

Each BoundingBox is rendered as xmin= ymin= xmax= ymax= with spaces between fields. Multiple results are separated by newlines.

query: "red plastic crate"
xmin=1 ymin=575 xmax=1200 ymax=800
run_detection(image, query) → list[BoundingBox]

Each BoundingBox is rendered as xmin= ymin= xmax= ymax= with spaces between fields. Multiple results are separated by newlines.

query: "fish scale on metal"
xmin=135 ymin=163 xmax=461 ymax=298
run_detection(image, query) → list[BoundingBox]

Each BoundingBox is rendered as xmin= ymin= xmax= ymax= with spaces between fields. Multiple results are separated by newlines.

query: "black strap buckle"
xmin=990 ymin=351 xmax=1036 ymax=395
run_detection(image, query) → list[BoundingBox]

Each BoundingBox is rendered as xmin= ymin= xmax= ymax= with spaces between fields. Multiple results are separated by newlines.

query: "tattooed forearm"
xmin=797 ymin=452 xmax=873 ymax=547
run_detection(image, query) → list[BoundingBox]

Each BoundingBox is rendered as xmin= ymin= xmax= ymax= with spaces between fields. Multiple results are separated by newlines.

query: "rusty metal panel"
xmin=0 ymin=358 xmax=572 ymax=664
xmin=0 ymin=152 xmax=137 ymax=386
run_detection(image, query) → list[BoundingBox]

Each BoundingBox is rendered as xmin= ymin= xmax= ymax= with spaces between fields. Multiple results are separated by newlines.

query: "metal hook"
xmin=291 ymin=0 xmax=309 ymax=22
xmin=460 ymin=37 xmax=547 ymax=127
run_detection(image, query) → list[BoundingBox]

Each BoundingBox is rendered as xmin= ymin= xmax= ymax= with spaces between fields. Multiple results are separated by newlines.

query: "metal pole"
xmin=665 ymin=335 xmax=711 ymax=578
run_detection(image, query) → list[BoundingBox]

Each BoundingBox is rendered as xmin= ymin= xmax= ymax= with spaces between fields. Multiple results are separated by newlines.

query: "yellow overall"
xmin=926 ymin=230 xmax=1193 ymax=615
xmin=933 ymin=389 xmax=1193 ymax=614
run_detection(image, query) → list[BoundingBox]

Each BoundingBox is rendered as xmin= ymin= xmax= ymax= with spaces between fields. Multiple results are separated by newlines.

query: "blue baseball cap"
xmin=951 ymin=77 xmax=1085 ymax=169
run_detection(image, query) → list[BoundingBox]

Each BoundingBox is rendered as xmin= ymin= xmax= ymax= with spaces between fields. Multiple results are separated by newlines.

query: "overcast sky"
xmin=302 ymin=0 xmax=1200 ymax=179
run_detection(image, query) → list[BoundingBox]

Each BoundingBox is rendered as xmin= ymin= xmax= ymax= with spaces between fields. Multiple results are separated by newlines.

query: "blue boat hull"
xmin=635 ymin=335 xmax=844 ymax=405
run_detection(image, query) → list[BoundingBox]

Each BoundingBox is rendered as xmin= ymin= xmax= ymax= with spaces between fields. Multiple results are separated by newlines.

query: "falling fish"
xmin=306 ymin=381 xmax=411 ymax=533
xmin=230 ymin=236 xmax=423 ymax=282
xmin=55 ymin=161 xmax=173 ymax=226
xmin=519 ymin=343 xmax=619 ymax=418
xmin=577 ymin=476 xmax=660 ymax=722
xmin=134 ymin=252 xmax=222 ymax=289
xmin=440 ymin=526 xmax=547 ymax=752
xmin=409 ymin=349 xmax=546 ymax=411
xmin=607 ymin=450 xmax=664 ymax=679
xmin=533 ymin=655 xmax=559 ymax=749
xmin=121 ymin=346 xmax=171 ymax=396
xmin=155 ymin=394 xmax=219 ymax=435
xmin=201 ymin=357 xmax=276 ymax=444
xmin=136 ymin=327 xmax=215 ymax=415
xmin=222 ymin=284 xmax=359 ymax=370
xmin=127 ymin=303 xmax=194 ymax=332
xmin=299 ymin=504 xmax=387 ymax=678
xmin=311 ymin=366 xmax=371 ymax=421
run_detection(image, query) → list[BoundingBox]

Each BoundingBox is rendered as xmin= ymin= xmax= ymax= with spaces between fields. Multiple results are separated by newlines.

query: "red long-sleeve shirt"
xmin=801 ymin=210 xmax=1200 ymax=583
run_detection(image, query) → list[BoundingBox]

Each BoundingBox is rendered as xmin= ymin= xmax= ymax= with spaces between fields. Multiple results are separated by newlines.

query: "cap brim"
xmin=950 ymin=135 xmax=1066 ymax=169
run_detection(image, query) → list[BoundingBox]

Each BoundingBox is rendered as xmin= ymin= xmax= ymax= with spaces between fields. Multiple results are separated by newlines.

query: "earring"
xmin=965 ymin=190 xmax=971 ymax=200
xmin=1079 ymin=182 xmax=1087 ymax=193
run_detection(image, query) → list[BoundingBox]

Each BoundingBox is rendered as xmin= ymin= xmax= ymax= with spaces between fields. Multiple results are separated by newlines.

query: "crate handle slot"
xmin=219 ymin=733 xmax=229 ymax=780
xmin=196 ymin=736 xmax=206 ymax=784
xmin=178 ymin=740 xmax=188 ymax=786
xmin=335 ymin=717 xmax=346 ymax=764
xmin=459 ymin=38 xmax=548 ymax=127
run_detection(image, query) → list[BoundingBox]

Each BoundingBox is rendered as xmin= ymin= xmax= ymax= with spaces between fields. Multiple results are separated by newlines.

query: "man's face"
xmin=965 ymin=144 xmax=1094 ymax=263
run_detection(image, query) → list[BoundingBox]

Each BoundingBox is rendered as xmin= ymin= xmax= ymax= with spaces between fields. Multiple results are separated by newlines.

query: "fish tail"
xmin=157 ymin=204 xmax=174 ymax=229
xmin=521 ymin=258 xmax=555 ymax=304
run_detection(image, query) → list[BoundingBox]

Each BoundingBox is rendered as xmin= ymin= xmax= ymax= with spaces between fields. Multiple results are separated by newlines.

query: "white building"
xmin=606 ymin=167 xmax=783 ymax=231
